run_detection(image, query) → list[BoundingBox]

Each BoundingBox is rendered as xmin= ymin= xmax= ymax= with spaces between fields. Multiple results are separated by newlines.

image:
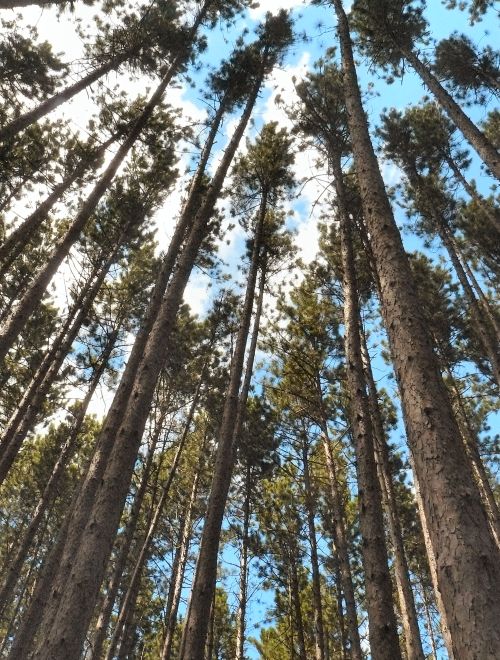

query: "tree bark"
xmin=235 ymin=464 xmax=251 ymax=660
xmin=319 ymin=420 xmax=362 ymax=660
xmin=161 ymin=448 xmax=202 ymax=660
xmin=331 ymin=3 xmax=500 ymax=656
xmin=335 ymin=162 xmax=401 ymax=659
xmin=289 ymin=551 xmax=307 ymax=660
xmin=90 ymin=410 xmax=169 ymax=660
xmin=106 ymin=372 xmax=205 ymax=660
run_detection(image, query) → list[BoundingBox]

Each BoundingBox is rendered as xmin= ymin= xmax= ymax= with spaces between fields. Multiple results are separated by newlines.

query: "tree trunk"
xmin=0 ymin=44 xmax=186 ymax=365
xmin=301 ymin=437 xmax=327 ymax=660
xmin=161 ymin=448 xmax=202 ymax=660
xmin=444 ymin=155 xmax=500 ymax=233
xmin=335 ymin=162 xmax=401 ymax=660
xmin=408 ymin=452 xmax=456 ymax=660
xmin=289 ymin=552 xmax=307 ymax=660
xmin=331 ymin=3 xmax=500 ymax=656
xmin=399 ymin=46 xmax=500 ymax=179
xmin=0 ymin=226 xmax=128 ymax=485
xmin=179 ymin=191 xmax=267 ymax=657
xmin=106 ymin=372 xmax=205 ymax=660
xmin=319 ymin=421 xmax=362 ymax=660
xmin=445 ymin=368 xmax=500 ymax=546
xmin=90 ymin=411 xmax=169 ymax=660
xmin=0 ymin=54 xmax=129 ymax=142
xmin=235 ymin=464 xmax=251 ymax=660
xmin=0 ymin=132 xmax=120 ymax=271
xmin=32 ymin=59 xmax=257 ymax=660
xmin=0 ymin=328 xmax=118 ymax=619
xmin=360 ymin=328 xmax=425 ymax=660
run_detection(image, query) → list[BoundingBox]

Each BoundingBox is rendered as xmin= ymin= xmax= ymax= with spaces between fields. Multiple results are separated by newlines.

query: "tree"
xmin=329 ymin=1 xmax=500 ymax=656
xmin=351 ymin=0 xmax=500 ymax=178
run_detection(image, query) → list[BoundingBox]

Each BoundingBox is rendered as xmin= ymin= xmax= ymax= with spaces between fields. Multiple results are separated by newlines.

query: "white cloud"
xmin=249 ymin=0 xmax=307 ymax=19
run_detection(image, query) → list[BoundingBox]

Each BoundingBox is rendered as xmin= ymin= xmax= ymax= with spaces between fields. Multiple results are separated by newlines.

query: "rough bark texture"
xmin=360 ymin=329 xmax=425 ymax=660
xmin=332 ymin=3 xmax=500 ymax=656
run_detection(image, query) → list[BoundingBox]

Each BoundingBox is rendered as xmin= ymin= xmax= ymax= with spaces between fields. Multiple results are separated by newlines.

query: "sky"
xmin=3 ymin=0 xmax=499 ymax=656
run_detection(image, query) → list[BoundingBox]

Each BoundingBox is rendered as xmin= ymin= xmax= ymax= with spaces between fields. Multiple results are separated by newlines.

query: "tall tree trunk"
xmin=360 ymin=328 xmax=425 ymax=660
xmin=90 ymin=411 xmax=169 ymax=660
xmin=331 ymin=3 xmax=500 ymax=656
xmin=0 ymin=225 xmax=129 ymax=485
xmin=289 ymin=551 xmax=307 ymax=660
xmin=418 ymin=579 xmax=438 ymax=660
xmin=106 ymin=373 xmax=205 ymax=660
xmin=319 ymin=419 xmax=362 ymax=660
xmin=301 ymin=437 xmax=327 ymax=660
xmin=0 ymin=328 xmax=118 ymax=619
xmin=0 ymin=39 xmax=189 ymax=364
xmin=205 ymin=593 xmax=216 ymax=660
xmin=0 ymin=132 xmax=120 ymax=271
xmin=408 ymin=452 xmax=456 ymax=660
xmin=399 ymin=45 xmax=500 ymax=179
xmin=235 ymin=464 xmax=251 ymax=660
xmin=179 ymin=193 xmax=267 ymax=657
xmin=335 ymin=162 xmax=401 ymax=660
xmin=444 ymin=367 xmax=500 ymax=546
xmin=32 ymin=64 xmax=258 ymax=660
xmin=0 ymin=55 xmax=130 ymax=142
xmin=444 ymin=155 xmax=500 ymax=232
xmin=161 ymin=446 xmax=202 ymax=660
xmin=437 ymin=220 xmax=500 ymax=385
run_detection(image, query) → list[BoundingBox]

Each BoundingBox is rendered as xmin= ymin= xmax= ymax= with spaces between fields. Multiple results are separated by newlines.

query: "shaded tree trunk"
xmin=235 ymin=464 xmax=251 ymax=660
xmin=106 ymin=372 xmax=205 ymax=660
xmin=161 ymin=446 xmax=203 ymax=660
xmin=319 ymin=420 xmax=362 ymax=660
xmin=335 ymin=161 xmax=401 ymax=659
